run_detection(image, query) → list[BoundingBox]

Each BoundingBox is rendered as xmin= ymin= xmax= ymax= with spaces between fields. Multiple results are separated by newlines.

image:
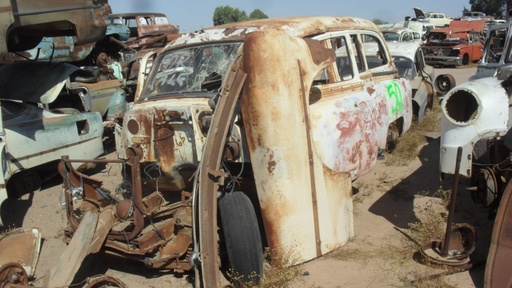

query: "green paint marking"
xmin=386 ymin=81 xmax=403 ymax=116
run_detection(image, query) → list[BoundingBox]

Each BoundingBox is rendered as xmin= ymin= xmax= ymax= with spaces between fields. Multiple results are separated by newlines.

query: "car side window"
xmin=415 ymin=48 xmax=425 ymax=72
xmin=333 ymin=36 xmax=354 ymax=81
xmin=360 ymin=33 xmax=389 ymax=70
xmin=350 ymin=34 xmax=365 ymax=73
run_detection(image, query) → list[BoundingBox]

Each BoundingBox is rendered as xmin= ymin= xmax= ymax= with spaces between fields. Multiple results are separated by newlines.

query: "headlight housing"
xmin=442 ymin=89 xmax=480 ymax=125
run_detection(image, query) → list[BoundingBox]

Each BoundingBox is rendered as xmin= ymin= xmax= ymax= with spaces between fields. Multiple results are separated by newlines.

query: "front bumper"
xmin=425 ymin=55 xmax=462 ymax=66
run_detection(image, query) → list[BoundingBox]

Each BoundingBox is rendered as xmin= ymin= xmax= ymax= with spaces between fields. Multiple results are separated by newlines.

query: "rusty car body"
xmin=104 ymin=13 xmax=180 ymax=63
xmin=106 ymin=13 xmax=179 ymax=39
xmin=60 ymin=16 xmax=413 ymax=286
xmin=422 ymin=20 xmax=485 ymax=67
xmin=0 ymin=0 xmax=111 ymax=62
xmin=439 ymin=64 xmax=512 ymax=286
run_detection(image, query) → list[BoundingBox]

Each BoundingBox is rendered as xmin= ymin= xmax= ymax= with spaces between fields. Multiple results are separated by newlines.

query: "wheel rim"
xmin=435 ymin=74 xmax=456 ymax=95
xmin=0 ymin=262 xmax=28 ymax=286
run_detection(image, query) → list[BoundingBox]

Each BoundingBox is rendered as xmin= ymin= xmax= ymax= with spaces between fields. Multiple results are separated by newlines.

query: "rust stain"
xmin=332 ymin=97 xmax=387 ymax=178
xmin=267 ymin=149 xmax=276 ymax=174
xmin=303 ymin=38 xmax=335 ymax=66
xmin=0 ymin=5 xmax=12 ymax=13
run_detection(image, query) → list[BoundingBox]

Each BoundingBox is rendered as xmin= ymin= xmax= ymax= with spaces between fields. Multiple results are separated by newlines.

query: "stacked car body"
xmin=57 ymin=16 xmax=417 ymax=287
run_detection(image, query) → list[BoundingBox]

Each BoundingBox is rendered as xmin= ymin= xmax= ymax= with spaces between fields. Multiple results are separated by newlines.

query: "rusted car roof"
xmin=168 ymin=16 xmax=380 ymax=48
xmin=107 ymin=12 xmax=168 ymax=18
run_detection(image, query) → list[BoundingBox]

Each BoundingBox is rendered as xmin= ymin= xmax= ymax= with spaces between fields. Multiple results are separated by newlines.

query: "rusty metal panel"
xmin=196 ymin=56 xmax=247 ymax=287
xmin=310 ymin=87 xmax=389 ymax=180
xmin=0 ymin=228 xmax=41 ymax=278
xmin=135 ymin=14 xmax=179 ymax=37
xmin=240 ymin=29 xmax=355 ymax=264
xmin=44 ymin=211 xmax=99 ymax=287
xmin=4 ymin=106 xmax=104 ymax=174
xmin=484 ymin=179 xmax=512 ymax=288
xmin=118 ymin=99 xmax=210 ymax=178
xmin=11 ymin=36 xmax=94 ymax=62
xmin=76 ymin=79 xmax=125 ymax=116
xmin=9 ymin=0 xmax=111 ymax=46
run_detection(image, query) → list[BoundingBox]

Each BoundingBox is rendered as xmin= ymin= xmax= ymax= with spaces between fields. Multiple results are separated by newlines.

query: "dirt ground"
xmin=1 ymin=66 xmax=490 ymax=288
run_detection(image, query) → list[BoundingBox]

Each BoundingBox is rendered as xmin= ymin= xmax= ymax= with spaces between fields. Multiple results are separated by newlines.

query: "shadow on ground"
xmin=368 ymin=136 xmax=494 ymax=287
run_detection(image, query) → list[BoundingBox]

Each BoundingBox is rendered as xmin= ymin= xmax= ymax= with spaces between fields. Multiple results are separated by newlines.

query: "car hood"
xmin=0 ymin=62 xmax=80 ymax=104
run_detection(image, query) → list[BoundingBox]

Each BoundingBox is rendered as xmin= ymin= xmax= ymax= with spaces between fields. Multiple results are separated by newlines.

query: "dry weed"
xmin=385 ymin=99 xmax=442 ymax=166
xmin=377 ymin=171 xmax=390 ymax=182
xmin=227 ymin=247 xmax=305 ymax=288
xmin=408 ymin=204 xmax=447 ymax=244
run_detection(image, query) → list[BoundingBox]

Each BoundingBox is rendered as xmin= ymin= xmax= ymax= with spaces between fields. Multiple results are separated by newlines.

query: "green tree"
xmin=249 ymin=9 xmax=268 ymax=20
xmin=213 ymin=5 xmax=248 ymax=25
xmin=470 ymin=0 xmax=512 ymax=18
xmin=372 ymin=18 xmax=388 ymax=25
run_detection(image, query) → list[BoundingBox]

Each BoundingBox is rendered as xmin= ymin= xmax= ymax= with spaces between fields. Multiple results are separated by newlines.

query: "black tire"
xmin=7 ymin=170 xmax=41 ymax=198
xmin=462 ymin=53 xmax=470 ymax=65
xmin=435 ymin=74 xmax=456 ymax=95
xmin=218 ymin=191 xmax=263 ymax=285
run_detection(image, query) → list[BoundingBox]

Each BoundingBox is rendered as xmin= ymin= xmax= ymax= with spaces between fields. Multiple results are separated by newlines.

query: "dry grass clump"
xmin=227 ymin=247 xmax=305 ymax=288
xmin=385 ymin=99 xmax=443 ymax=166
xmin=408 ymin=207 xmax=447 ymax=245
xmin=408 ymin=189 xmax=450 ymax=244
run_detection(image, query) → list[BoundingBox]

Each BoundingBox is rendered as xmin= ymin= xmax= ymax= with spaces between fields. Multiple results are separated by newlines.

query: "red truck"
xmin=422 ymin=20 xmax=485 ymax=66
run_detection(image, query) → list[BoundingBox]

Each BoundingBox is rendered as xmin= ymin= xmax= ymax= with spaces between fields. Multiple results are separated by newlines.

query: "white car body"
xmin=414 ymin=7 xmax=452 ymax=28
xmin=392 ymin=20 xmax=435 ymax=42
xmin=386 ymin=42 xmax=435 ymax=121
xmin=440 ymin=77 xmax=509 ymax=177
xmin=0 ymin=100 xmax=104 ymax=226
xmin=381 ymin=27 xmax=422 ymax=42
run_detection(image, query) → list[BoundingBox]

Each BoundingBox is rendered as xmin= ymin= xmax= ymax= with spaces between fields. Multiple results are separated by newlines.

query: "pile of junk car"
xmin=0 ymin=0 xmax=112 ymax=221
xmin=0 ymin=0 xmax=117 ymax=287
xmin=52 ymin=16 xmax=417 ymax=287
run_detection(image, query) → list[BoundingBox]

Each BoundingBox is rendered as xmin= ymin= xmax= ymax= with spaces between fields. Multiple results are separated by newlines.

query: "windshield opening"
xmin=142 ymin=42 xmax=242 ymax=100
xmin=383 ymin=32 xmax=400 ymax=42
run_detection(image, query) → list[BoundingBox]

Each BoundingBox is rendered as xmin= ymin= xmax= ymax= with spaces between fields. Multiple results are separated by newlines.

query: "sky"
xmin=108 ymin=0 xmax=472 ymax=33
